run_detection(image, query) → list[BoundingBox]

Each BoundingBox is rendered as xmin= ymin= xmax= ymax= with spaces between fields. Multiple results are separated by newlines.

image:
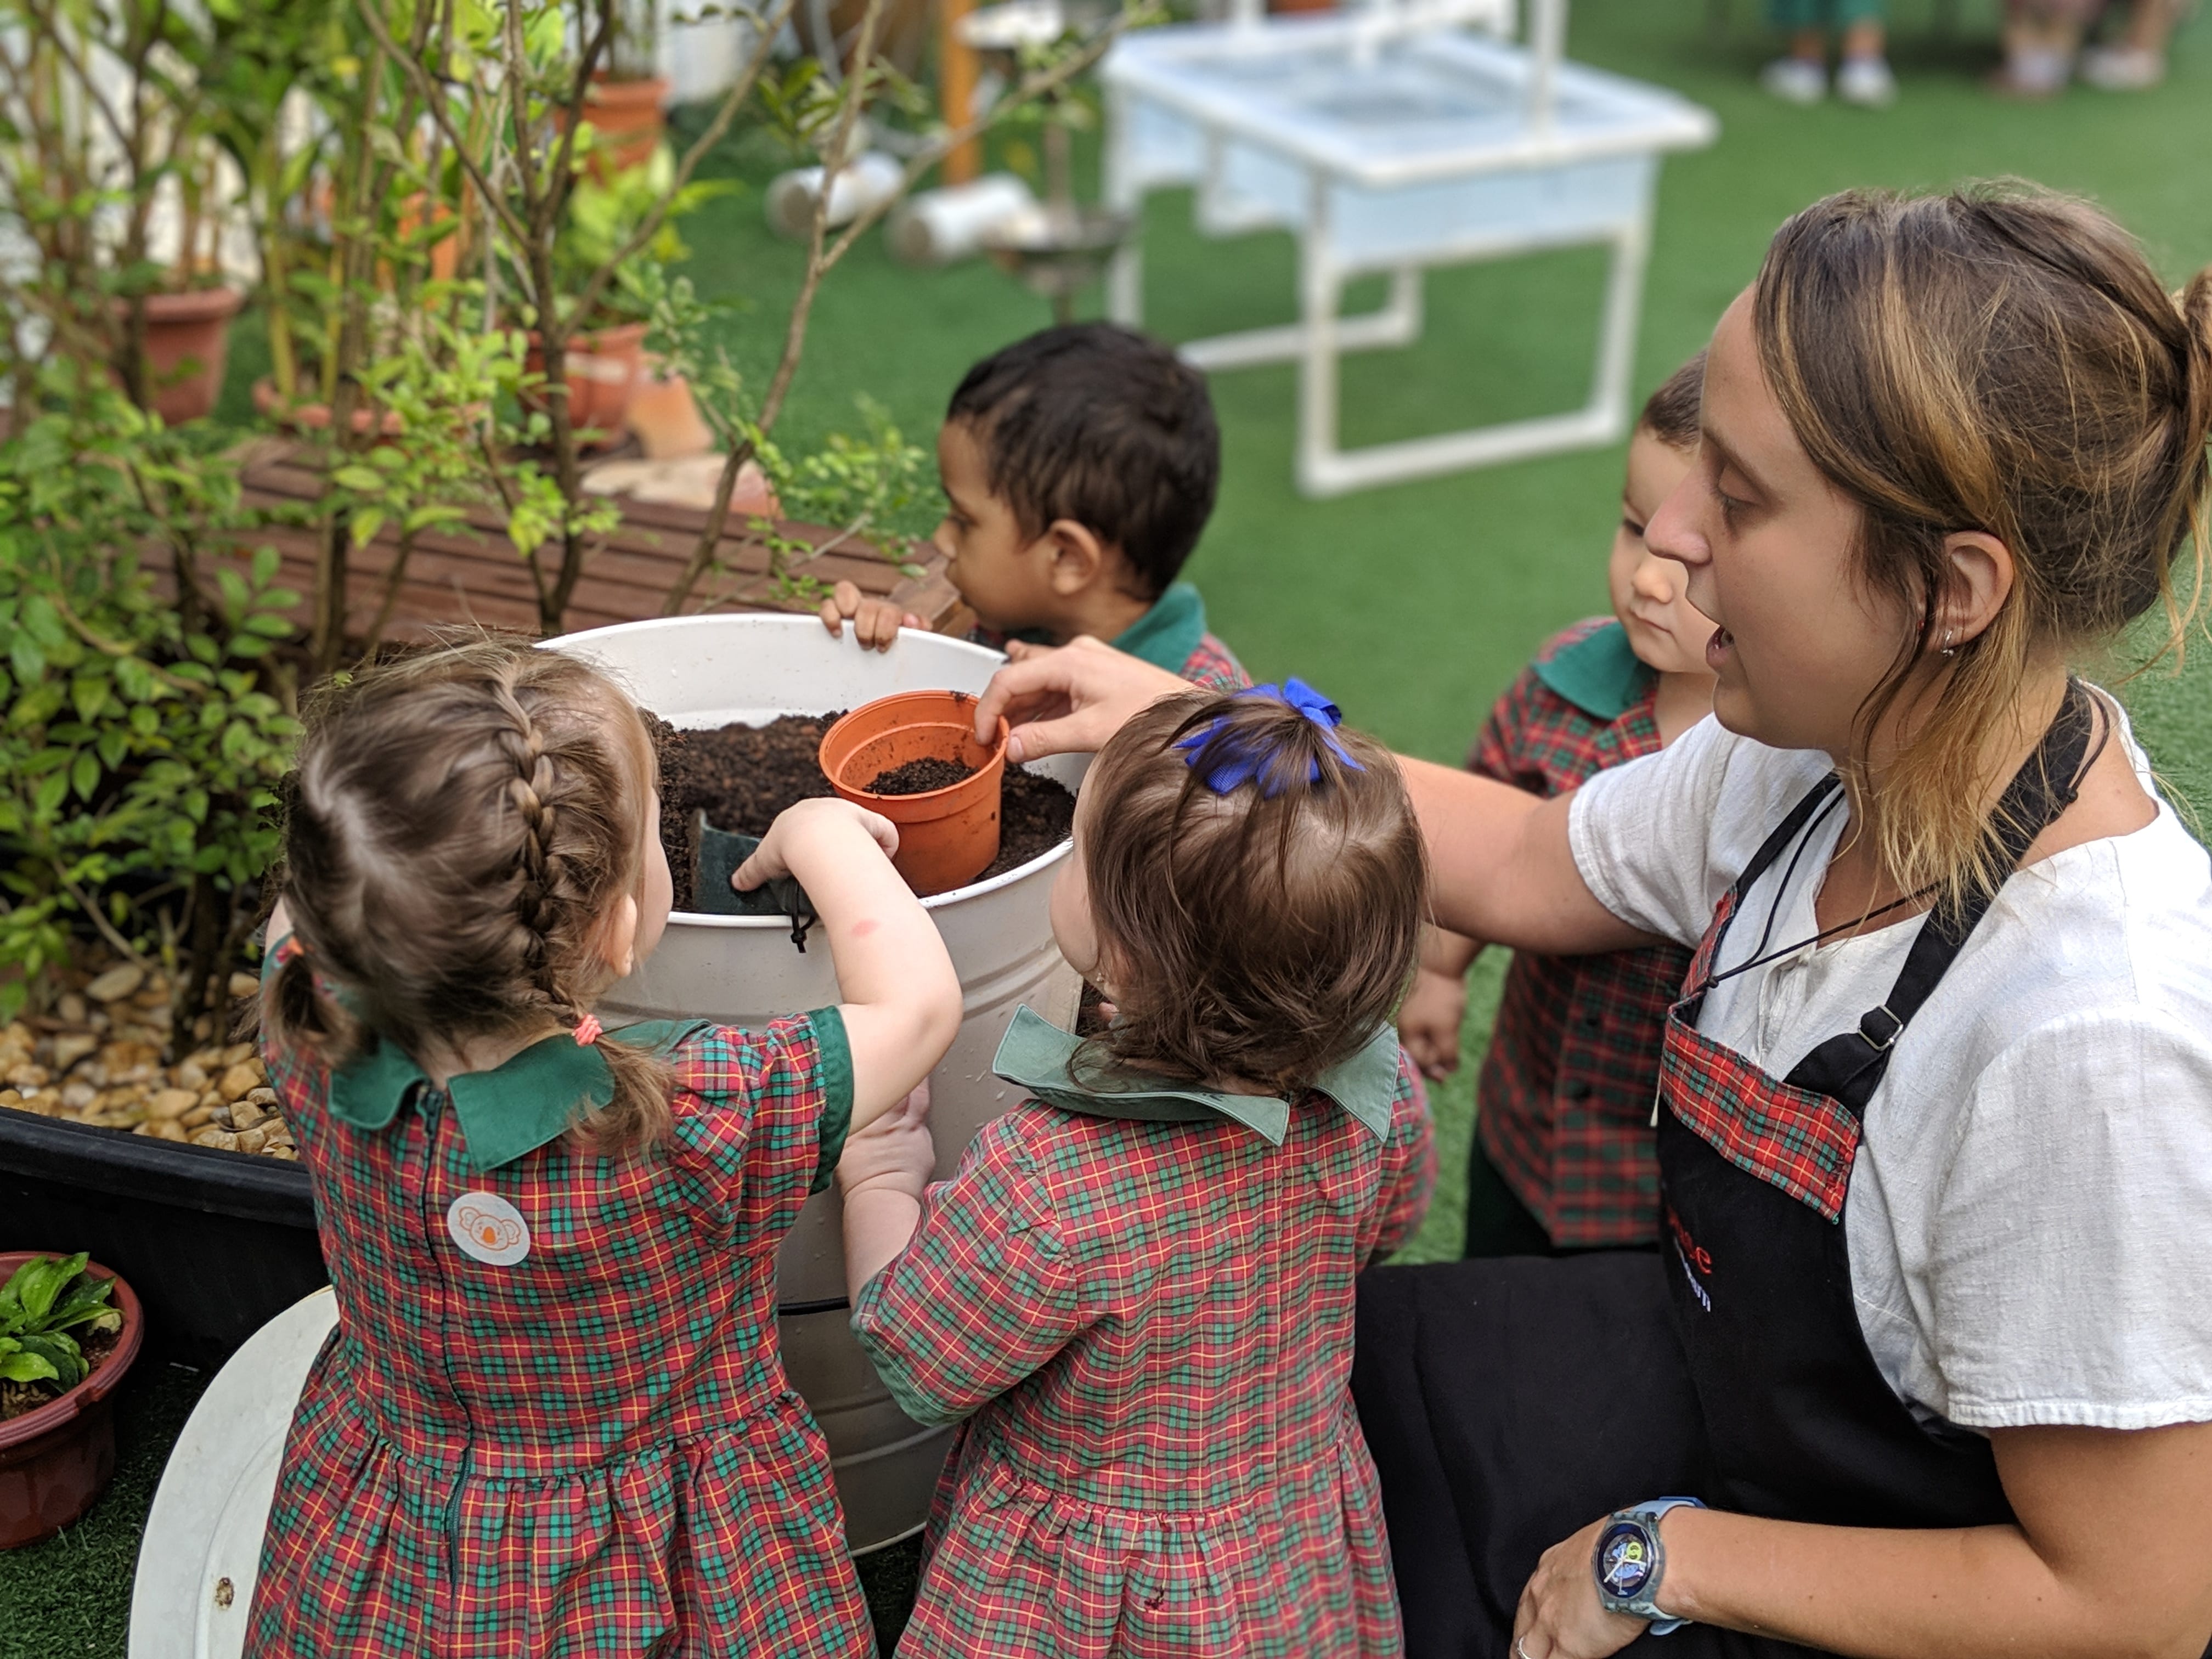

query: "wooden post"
xmin=939 ymin=0 xmax=980 ymax=183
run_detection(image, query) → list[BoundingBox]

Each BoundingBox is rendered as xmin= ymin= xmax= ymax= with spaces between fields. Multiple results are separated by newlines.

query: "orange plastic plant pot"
xmin=820 ymin=690 xmax=1009 ymax=896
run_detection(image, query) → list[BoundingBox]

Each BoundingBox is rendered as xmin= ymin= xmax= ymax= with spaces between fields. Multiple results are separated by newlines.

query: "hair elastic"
xmin=1173 ymin=678 xmax=1364 ymax=796
xmin=273 ymin=936 xmax=305 ymax=966
xmin=572 ymin=1013 xmax=603 ymax=1047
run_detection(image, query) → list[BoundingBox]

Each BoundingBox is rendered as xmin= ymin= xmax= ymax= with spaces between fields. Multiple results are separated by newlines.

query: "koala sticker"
xmin=446 ymin=1191 xmax=532 ymax=1266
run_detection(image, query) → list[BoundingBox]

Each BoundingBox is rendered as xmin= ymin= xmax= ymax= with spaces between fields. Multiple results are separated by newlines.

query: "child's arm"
xmin=1368 ymin=1052 xmax=1438 ymax=1265
xmin=838 ymin=1082 xmax=935 ymax=1302
xmin=817 ymin=578 xmax=925 ymax=652
xmin=845 ymin=1110 xmax=1092 ymax=1427
xmin=733 ymin=798 xmax=962 ymax=1130
xmin=1400 ymin=926 xmax=1483 ymax=1080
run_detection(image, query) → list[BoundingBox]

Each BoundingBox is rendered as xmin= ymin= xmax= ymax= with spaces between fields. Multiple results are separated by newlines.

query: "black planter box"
xmin=0 ymin=1111 xmax=326 ymax=1369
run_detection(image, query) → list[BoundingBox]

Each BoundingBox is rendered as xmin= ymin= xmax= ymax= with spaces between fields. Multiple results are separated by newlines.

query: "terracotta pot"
xmin=129 ymin=288 xmax=244 ymax=425
xmin=583 ymin=74 xmax=670 ymax=176
xmin=0 ymin=1252 xmax=144 ymax=1549
xmin=524 ymin=323 xmax=650 ymax=448
xmin=251 ymin=377 xmax=407 ymax=437
xmin=820 ymin=690 xmax=1009 ymax=896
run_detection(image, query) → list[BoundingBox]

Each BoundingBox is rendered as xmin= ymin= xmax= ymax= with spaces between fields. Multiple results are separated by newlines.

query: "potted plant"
xmin=584 ymin=0 xmax=673 ymax=176
xmin=0 ymin=1251 xmax=144 ymax=1548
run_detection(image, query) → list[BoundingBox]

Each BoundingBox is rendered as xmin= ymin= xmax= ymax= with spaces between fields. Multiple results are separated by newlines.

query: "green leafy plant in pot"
xmin=0 ymin=1250 xmax=144 ymax=1549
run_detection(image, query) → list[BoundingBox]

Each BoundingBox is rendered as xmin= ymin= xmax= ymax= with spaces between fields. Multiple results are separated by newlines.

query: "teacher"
xmin=973 ymin=183 xmax=2212 ymax=1659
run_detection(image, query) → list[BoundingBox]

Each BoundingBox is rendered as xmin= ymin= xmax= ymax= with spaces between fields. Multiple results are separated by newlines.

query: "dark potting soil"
xmin=865 ymin=755 xmax=975 ymax=796
xmin=651 ymin=712 xmax=1075 ymax=906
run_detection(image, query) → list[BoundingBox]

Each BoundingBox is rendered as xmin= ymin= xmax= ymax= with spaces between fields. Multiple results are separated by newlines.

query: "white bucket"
xmin=548 ymin=613 xmax=1084 ymax=1549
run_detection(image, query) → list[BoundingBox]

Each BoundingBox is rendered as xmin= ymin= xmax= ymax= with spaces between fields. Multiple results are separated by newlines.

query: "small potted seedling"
xmin=820 ymin=690 xmax=1012 ymax=894
xmin=0 ymin=1251 xmax=144 ymax=1549
xmin=583 ymin=0 xmax=674 ymax=177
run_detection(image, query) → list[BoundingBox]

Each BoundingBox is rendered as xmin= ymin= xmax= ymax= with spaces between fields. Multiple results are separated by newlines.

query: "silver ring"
xmin=1515 ymin=1641 xmax=1534 ymax=1659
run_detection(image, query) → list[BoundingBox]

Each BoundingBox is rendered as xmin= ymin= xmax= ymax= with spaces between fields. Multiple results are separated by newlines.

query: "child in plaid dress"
xmin=245 ymin=638 xmax=962 ymax=1658
xmin=841 ymin=684 xmax=1436 ymax=1657
xmin=820 ymin=323 xmax=1250 ymax=692
xmin=1398 ymin=354 xmax=1717 ymax=1255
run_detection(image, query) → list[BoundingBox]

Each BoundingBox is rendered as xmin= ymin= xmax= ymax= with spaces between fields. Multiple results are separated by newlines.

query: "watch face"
xmin=1596 ymin=1521 xmax=1656 ymax=1601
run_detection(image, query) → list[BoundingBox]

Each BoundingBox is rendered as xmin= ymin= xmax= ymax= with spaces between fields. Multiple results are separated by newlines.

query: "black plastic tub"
xmin=0 ymin=1112 xmax=326 ymax=1369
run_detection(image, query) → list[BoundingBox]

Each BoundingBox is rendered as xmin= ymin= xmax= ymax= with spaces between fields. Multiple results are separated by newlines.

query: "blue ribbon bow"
xmin=1173 ymin=678 xmax=1365 ymax=796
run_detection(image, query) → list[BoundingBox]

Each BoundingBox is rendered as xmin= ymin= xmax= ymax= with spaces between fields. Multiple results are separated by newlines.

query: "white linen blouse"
xmin=1570 ymin=703 xmax=2212 ymax=1434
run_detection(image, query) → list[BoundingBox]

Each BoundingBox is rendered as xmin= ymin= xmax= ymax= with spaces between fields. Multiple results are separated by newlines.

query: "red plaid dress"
xmin=1470 ymin=619 xmax=1694 ymax=1248
xmin=246 ymin=1012 xmax=873 ymax=1658
xmin=1173 ymin=631 xmax=1249 ymax=694
xmin=852 ymin=1052 xmax=1434 ymax=1658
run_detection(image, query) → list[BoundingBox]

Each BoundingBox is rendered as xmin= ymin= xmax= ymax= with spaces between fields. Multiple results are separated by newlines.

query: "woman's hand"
xmin=732 ymin=797 xmax=898 ymax=891
xmin=1513 ymin=1515 xmax=1652 ymax=1659
xmin=974 ymin=635 xmax=1195 ymax=762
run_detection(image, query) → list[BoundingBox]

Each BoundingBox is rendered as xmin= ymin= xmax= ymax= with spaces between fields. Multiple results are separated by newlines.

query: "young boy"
xmin=819 ymin=323 xmax=1249 ymax=691
xmin=1397 ymin=353 xmax=1714 ymax=1257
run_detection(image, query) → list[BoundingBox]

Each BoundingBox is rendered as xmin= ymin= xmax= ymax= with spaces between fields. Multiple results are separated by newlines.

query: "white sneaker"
xmin=1836 ymin=54 xmax=1898 ymax=106
xmin=1759 ymin=57 xmax=1827 ymax=104
xmin=2080 ymin=44 xmax=2166 ymax=89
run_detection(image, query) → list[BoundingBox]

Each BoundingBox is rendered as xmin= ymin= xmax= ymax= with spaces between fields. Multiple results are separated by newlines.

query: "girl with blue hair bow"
xmin=834 ymin=680 xmax=1437 ymax=1657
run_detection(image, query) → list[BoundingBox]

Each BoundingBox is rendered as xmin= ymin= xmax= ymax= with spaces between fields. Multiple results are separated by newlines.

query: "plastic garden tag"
xmin=690 ymin=816 xmax=817 ymax=951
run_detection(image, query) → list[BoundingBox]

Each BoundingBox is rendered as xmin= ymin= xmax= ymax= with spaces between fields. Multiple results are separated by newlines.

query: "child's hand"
xmin=1400 ymin=964 xmax=1469 ymax=1081
xmin=732 ymin=797 xmax=898 ymax=892
xmin=819 ymin=579 xmax=925 ymax=652
xmin=837 ymin=1080 xmax=935 ymax=1201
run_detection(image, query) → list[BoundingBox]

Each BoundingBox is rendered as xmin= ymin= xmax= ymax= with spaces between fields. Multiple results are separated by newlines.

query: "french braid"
xmin=264 ymin=634 xmax=675 ymax=1155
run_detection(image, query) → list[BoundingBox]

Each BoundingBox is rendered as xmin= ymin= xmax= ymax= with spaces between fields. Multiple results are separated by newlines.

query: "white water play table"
xmin=1102 ymin=5 xmax=1717 ymax=495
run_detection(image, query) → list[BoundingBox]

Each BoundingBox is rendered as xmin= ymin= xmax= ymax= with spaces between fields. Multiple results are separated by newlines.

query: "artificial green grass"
xmin=8 ymin=2 xmax=2209 ymax=1645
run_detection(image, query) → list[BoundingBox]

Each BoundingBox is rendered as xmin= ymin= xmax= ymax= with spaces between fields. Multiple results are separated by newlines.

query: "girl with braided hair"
xmin=836 ymin=681 xmax=1437 ymax=1656
xmin=245 ymin=636 xmax=961 ymax=1658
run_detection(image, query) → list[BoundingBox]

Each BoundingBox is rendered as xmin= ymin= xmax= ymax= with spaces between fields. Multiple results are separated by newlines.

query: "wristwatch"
xmin=1592 ymin=1497 xmax=1705 ymax=1634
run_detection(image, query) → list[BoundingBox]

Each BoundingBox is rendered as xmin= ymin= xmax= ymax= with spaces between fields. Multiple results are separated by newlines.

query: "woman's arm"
xmin=1516 ymin=1421 xmax=2212 ymax=1659
xmin=978 ymin=641 xmax=1652 ymax=958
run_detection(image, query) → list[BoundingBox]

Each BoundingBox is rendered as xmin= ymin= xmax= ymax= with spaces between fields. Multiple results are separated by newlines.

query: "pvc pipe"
xmin=764 ymin=151 xmax=906 ymax=240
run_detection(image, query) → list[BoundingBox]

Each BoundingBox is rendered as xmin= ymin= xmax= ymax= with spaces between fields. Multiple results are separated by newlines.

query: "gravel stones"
xmin=0 ymin=955 xmax=295 ymax=1160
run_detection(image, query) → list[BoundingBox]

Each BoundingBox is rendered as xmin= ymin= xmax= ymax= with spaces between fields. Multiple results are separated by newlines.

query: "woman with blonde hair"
xmin=969 ymin=182 xmax=2212 ymax=1659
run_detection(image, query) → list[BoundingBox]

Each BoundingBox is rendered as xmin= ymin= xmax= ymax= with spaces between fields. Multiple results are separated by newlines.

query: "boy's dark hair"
xmin=947 ymin=323 xmax=1220 ymax=600
xmin=1076 ymin=690 xmax=1426 ymax=1098
xmin=1639 ymin=350 xmax=1707 ymax=450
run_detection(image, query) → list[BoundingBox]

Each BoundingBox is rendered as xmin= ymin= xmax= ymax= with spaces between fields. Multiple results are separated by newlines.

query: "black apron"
xmin=1353 ymin=685 xmax=2095 ymax=1657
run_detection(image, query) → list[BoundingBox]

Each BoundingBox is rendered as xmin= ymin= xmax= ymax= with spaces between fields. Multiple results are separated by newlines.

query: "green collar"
xmin=1532 ymin=619 xmax=1655 ymax=723
xmin=991 ymin=1005 xmax=1398 ymax=1144
xmin=1110 ymin=582 xmax=1209 ymax=677
xmin=328 ymin=1019 xmax=704 ymax=1171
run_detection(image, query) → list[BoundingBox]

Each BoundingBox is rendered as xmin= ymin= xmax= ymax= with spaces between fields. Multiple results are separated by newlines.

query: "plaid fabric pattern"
xmin=851 ymin=1053 xmax=1434 ymax=1657
xmin=1469 ymin=619 xmax=1692 ymax=1246
xmin=1178 ymin=631 xmax=1251 ymax=693
xmin=246 ymin=1014 xmax=873 ymax=1658
xmin=1658 ymin=1009 xmax=1860 ymax=1223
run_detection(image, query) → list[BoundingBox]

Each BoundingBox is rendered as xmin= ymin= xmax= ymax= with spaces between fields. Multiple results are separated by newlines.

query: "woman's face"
xmin=1646 ymin=291 xmax=1914 ymax=759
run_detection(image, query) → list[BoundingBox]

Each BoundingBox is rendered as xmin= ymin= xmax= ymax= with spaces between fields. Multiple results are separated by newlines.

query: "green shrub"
xmin=0 ymin=374 xmax=298 ymax=1028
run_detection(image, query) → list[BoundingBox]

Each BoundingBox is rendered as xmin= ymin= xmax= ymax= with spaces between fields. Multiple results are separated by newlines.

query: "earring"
xmin=1940 ymin=628 xmax=1957 ymax=659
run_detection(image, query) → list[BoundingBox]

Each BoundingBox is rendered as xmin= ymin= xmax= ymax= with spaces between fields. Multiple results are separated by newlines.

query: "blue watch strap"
xmin=1595 ymin=1496 xmax=1705 ymax=1634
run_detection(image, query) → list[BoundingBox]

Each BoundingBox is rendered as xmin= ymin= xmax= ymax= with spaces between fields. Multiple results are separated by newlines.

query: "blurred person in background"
xmin=1994 ymin=0 xmax=2186 ymax=93
xmin=1760 ymin=0 xmax=1897 ymax=106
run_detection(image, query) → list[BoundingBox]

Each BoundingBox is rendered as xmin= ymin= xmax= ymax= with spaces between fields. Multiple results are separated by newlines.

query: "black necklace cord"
xmin=1694 ymin=679 xmax=2103 ymax=1000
